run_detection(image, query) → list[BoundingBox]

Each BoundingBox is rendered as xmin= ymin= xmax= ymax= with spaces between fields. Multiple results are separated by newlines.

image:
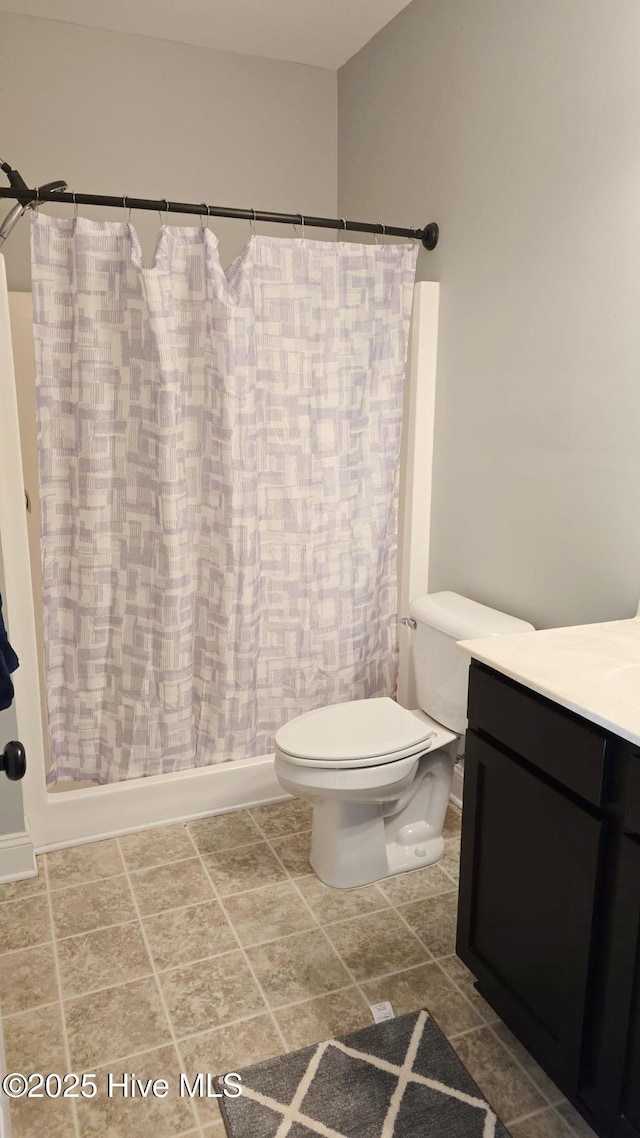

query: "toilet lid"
xmin=275 ymin=697 xmax=437 ymax=762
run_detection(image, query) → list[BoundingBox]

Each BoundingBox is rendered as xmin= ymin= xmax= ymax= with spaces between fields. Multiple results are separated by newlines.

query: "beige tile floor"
xmin=0 ymin=799 xmax=597 ymax=1138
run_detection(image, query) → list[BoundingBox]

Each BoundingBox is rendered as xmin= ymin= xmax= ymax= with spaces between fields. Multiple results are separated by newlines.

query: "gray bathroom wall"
xmin=0 ymin=12 xmax=337 ymax=290
xmin=0 ymin=540 xmax=25 ymax=837
xmin=338 ymin=0 xmax=640 ymax=629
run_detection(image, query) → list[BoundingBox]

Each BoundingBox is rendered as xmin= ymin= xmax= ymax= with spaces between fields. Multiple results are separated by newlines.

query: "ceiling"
xmin=0 ymin=0 xmax=414 ymax=68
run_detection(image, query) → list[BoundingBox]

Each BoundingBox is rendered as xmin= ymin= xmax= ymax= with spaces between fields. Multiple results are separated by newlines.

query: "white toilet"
xmin=274 ymin=591 xmax=534 ymax=888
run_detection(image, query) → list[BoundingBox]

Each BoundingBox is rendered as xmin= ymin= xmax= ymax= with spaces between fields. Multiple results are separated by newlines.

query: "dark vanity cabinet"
xmin=589 ymin=742 xmax=640 ymax=1138
xmin=457 ymin=662 xmax=640 ymax=1138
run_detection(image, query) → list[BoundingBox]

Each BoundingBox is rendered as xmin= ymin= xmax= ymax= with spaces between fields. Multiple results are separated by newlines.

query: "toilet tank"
xmin=408 ymin=591 xmax=534 ymax=735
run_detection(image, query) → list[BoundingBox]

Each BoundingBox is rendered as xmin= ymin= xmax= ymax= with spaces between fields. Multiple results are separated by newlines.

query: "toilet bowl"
xmin=274 ymin=592 xmax=534 ymax=889
xmin=276 ymin=698 xmax=458 ymax=888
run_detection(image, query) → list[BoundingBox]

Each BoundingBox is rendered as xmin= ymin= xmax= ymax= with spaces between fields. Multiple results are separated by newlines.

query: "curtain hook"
xmin=250 ymin=208 xmax=256 ymax=237
xmin=159 ymin=198 xmax=169 ymax=227
xmin=72 ymin=191 xmax=78 ymax=220
xmin=199 ymin=203 xmax=207 ymax=230
xmin=375 ymin=221 xmax=386 ymax=246
xmin=32 ymin=187 xmax=40 ymax=216
xmin=122 ymin=195 xmax=131 ymax=224
xmin=300 ymin=213 xmax=305 ymax=242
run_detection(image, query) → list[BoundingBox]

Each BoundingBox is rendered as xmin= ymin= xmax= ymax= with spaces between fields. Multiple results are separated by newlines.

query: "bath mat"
xmin=215 ymin=1007 xmax=513 ymax=1136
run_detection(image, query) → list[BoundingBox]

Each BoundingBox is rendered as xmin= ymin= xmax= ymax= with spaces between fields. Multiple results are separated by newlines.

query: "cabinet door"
xmin=598 ymin=835 xmax=640 ymax=1138
xmin=457 ymin=729 xmax=604 ymax=1092
xmin=616 ymin=838 xmax=640 ymax=1137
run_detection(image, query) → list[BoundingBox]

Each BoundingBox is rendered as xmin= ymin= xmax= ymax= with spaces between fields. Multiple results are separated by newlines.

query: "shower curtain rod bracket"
xmin=0 ymin=160 xmax=68 ymax=203
xmin=421 ymin=222 xmax=439 ymax=251
xmin=0 ymin=158 xmax=29 ymax=193
xmin=0 ymin=160 xmax=69 ymax=245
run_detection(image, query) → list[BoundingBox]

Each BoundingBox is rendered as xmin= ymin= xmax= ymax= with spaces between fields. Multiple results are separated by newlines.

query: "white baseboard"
xmin=0 ymin=828 xmax=37 ymax=883
xmin=450 ymin=762 xmax=464 ymax=811
xmin=26 ymin=752 xmax=285 ymax=852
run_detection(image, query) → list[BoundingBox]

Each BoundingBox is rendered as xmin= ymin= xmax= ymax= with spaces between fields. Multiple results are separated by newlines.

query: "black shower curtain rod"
xmin=0 ymin=159 xmax=439 ymax=250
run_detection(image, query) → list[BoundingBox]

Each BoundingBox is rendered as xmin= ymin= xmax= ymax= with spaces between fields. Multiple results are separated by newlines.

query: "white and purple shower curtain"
xmin=31 ymin=215 xmax=418 ymax=783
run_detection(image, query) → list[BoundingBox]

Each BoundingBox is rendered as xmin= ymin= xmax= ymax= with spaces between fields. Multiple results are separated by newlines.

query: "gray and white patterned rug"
xmin=215 ymin=1008 xmax=513 ymax=1136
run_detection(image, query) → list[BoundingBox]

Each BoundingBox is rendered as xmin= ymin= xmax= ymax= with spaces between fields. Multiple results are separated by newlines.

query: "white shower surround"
xmin=0 ymin=272 xmax=439 ymax=852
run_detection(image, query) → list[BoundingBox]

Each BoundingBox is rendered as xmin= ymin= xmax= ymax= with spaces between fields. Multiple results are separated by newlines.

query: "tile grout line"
xmin=8 ymin=841 xmax=463 ymax=1012
xmin=45 ymin=846 xmax=305 ymax=901
xmin=379 ymin=897 xmax=478 ymax=996
xmin=182 ymin=825 xmax=291 ymax=1063
xmin=430 ymin=954 xmax=500 ymax=1025
xmin=18 ymin=820 xmax=468 ymax=1029
xmin=438 ymin=866 xmax=460 ymax=888
xmin=4 ymin=952 xmax=494 ymax=1025
xmin=555 ymin=1104 xmax=597 ymax=1138
xmin=2 ymin=997 xmax=62 ymax=1019
xmin=46 ymin=862 xmax=195 ymax=897
xmin=380 ymin=854 xmax=516 ymax=1036
xmin=38 ymin=829 xmax=313 ymax=897
xmin=42 ymin=855 xmax=82 ymax=1138
xmin=14 ymin=966 xmax=565 ymax=1130
xmin=257 ymin=813 xmax=477 ymax=1029
xmin=559 ymin=1110 xmax=591 ymax=1138
xmin=444 ymin=1020 xmax=503 ymax=1044
xmin=5 ymin=994 xmax=357 ymax=1075
xmin=437 ymin=838 xmax=461 ymax=887
xmin=4 ymin=818 xmax=456 ymax=960
xmin=30 ymin=808 xmax=582 ymax=1136
xmin=0 ymin=880 xmax=458 ymax=960
xmin=369 ymin=829 xmax=572 ymax=1124
xmin=46 ymin=819 xmax=577 ymax=1129
xmin=486 ymin=1060 xmax=552 ymax=1127
xmin=378 ymin=880 xmax=458 ymax=907
xmin=113 ymin=836 xmax=205 ymax=1138
xmin=5 ymin=829 xmax=392 ymax=1065
xmin=0 ymin=887 xmax=47 ymax=909
xmin=355 ymin=875 xmax=504 ymax=1035
xmin=220 ymin=814 xmax=378 ymax=1028
xmin=0 ymin=834 xmax=454 ymax=904
xmin=368 ymin=839 xmax=571 ymax=1127
xmin=486 ymin=1022 xmax=568 ymax=1112
xmin=250 ymin=813 xmax=386 ymax=1026
xmin=505 ymin=1101 xmax=574 ymax=1132
xmin=1 ymin=935 xmax=55 ymax=957
xmin=364 ymin=890 xmax=440 ymax=961
xmin=5 ymin=1009 xmax=275 ymax=1083
xmin=140 ymin=812 xmax=578 ymax=1135
xmin=259 ymin=811 xmax=513 ymax=1063
xmin=286 ymin=864 xmax=482 ymax=1040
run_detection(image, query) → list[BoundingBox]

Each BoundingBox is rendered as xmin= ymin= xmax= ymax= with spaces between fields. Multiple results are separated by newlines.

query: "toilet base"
xmin=386 ymin=832 xmax=445 ymax=876
xmin=308 ymin=746 xmax=455 ymax=889
xmin=310 ymin=805 xmax=447 ymax=888
xmin=310 ymin=800 xmax=389 ymax=888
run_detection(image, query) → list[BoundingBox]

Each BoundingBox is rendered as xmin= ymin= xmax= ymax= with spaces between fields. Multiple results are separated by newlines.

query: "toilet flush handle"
xmin=400 ymin=617 xmax=417 ymax=629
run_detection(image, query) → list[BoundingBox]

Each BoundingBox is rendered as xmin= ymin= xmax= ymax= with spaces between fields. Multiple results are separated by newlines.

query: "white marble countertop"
xmin=457 ymin=617 xmax=640 ymax=747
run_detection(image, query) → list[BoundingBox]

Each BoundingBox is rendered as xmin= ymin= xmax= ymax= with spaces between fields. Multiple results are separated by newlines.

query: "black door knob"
xmin=1 ymin=741 xmax=26 ymax=781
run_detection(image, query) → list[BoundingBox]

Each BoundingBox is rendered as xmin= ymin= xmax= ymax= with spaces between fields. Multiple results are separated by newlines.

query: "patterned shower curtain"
xmin=31 ymin=215 xmax=418 ymax=783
